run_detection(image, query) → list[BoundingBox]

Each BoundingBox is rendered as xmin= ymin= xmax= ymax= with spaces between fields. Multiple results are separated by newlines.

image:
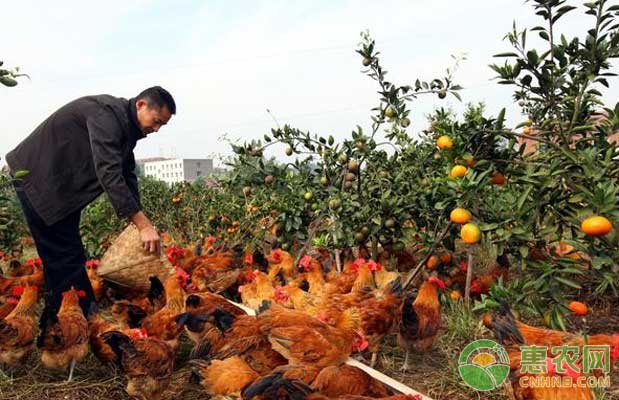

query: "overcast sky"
xmin=2 ymin=0 xmax=618 ymax=166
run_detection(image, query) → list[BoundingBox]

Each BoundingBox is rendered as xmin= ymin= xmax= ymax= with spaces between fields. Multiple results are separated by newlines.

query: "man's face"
xmin=136 ymin=99 xmax=172 ymax=136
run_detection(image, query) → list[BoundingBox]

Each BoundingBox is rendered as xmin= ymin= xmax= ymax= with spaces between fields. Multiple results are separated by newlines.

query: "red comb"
xmin=366 ymin=260 xmax=383 ymax=272
xmin=11 ymin=287 xmax=24 ymax=296
xmin=351 ymin=258 xmax=366 ymax=273
xmin=76 ymin=290 xmax=87 ymax=298
xmin=299 ymin=255 xmax=313 ymax=271
xmin=271 ymin=249 xmax=283 ymax=262
xmin=244 ymin=254 xmax=254 ymax=265
xmin=6 ymin=297 xmax=18 ymax=305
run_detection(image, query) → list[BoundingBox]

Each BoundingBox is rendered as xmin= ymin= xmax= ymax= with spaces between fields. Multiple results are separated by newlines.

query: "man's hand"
xmin=130 ymin=211 xmax=161 ymax=255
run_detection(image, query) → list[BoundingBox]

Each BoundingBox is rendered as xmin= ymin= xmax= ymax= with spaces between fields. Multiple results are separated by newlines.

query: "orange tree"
xmin=0 ymin=62 xmax=29 ymax=255
xmin=473 ymin=0 xmax=619 ymax=329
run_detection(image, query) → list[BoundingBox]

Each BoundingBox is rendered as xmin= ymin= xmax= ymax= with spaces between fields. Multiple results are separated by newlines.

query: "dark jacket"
xmin=6 ymin=95 xmax=144 ymax=226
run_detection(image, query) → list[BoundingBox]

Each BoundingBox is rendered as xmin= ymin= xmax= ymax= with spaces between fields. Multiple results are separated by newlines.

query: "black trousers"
xmin=13 ymin=180 xmax=95 ymax=321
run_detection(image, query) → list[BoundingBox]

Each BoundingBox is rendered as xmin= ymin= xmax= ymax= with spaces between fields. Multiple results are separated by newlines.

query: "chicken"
xmin=110 ymin=276 xmax=166 ymax=324
xmin=4 ymin=258 xmax=34 ymax=277
xmin=0 ymin=261 xmax=44 ymax=296
xmin=473 ymin=253 xmax=510 ymax=296
xmin=260 ymin=304 xmax=367 ymax=369
xmin=0 ymin=286 xmax=39 ymax=365
xmin=88 ymin=310 xmax=148 ymax=364
xmin=267 ymin=249 xmax=297 ymax=283
xmin=188 ymin=245 xmax=245 ymax=293
xmin=183 ymin=307 xmax=287 ymax=375
xmin=239 ymin=270 xmax=276 ymax=310
xmin=485 ymin=301 xmax=619 ymax=355
xmin=311 ymin=364 xmax=391 ymax=398
xmin=102 ymin=330 xmax=175 ymax=400
xmin=140 ymin=275 xmax=186 ymax=350
xmin=0 ymin=300 xmax=17 ymax=321
xmin=85 ymin=259 xmax=105 ymax=302
xmin=38 ymin=287 xmax=89 ymax=381
xmin=243 ymin=372 xmax=421 ymax=400
xmin=397 ymin=276 xmax=446 ymax=371
xmin=297 ymin=255 xmax=326 ymax=296
xmin=189 ymin=356 xmax=259 ymax=397
xmin=175 ymin=292 xmax=246 ymax=344
xmin=347 ymin=277 xmax=403 ymax=368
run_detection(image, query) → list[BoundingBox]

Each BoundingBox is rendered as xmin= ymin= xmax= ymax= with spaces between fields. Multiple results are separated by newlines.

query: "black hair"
xmin=136 ymin=86 xmax=176 ymax=114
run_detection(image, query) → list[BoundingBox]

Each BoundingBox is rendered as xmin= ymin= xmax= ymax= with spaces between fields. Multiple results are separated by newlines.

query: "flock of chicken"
xmin=0 ymin=239 xmax=616 ymax=400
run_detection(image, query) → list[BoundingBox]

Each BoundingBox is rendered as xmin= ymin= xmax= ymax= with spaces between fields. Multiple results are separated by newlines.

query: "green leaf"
xmin=554 ymin=276 xmax=582 ymax=290
xmin=494 ymin=52 xmax=519 ymax=58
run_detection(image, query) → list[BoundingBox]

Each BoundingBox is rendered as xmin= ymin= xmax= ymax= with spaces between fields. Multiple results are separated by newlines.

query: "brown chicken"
xmin=348 ymin=278 xmax=403 ymax=368
xmin=0 ymin=286 xmax=39 ymax=365
xmin=38 ymin=287 xmax=89 ymax=381
xmin=4 ymin=259 xmax=34 ymax=277
xmin=177 ymin=292 xmax=246 ymax=344
xmin=102 ymin=330 xmax=175 ymax=400
xmin=0 ymin=261 xmax=44 ymax=296
xmin=485 ymin=301 xmax=619 ymax=356
xmin=188 ymin=245 xmax=246 ymax=293
xmin=190 ymin=356 xmax=260 ymax=397
xmin=297 ymin=255 xmax=326 ymax=296
xmin=0 ymin=301 xmax=17 ymax=321
xmin=243 ymin=372 xmax=421 ymax=400
xmin=311 ymin=364 xmax=391 ymax=398
xmin=267 ymin=249 xmax=297 ymax=283
xmin=110 ymin=275 xmax=166 ymax=322
xmin=260 ymin=304 xmax=367 ymax=369
xmin=239 ymin=270 xmax=276 ymax=310
xmin=140 ymin=275 xmax=186 ymax=350
xmin=183 ymin=307 xmax=287 ymax=375
xmin=85 ymin=259 xmax=105 ymax=302
xmin=397 ymin=276 xmax=446 ymax=371
xmin=88 ymin=311 xmax=149 ymax=364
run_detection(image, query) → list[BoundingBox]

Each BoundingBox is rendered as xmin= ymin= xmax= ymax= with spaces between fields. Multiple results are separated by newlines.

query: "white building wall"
xmin=142 ymin=158 xmax=213 ymax=184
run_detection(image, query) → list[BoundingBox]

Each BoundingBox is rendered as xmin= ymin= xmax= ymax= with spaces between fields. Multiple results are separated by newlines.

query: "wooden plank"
xmin=225 ymin=300 xmax=433 ymax=400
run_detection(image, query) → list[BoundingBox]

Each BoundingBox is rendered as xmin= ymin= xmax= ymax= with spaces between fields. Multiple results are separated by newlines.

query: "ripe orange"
xmin=450 ymin=165 xmax=468 ymax=178
xmin=460 ymin=223 xmax=482 ymax=244
xmin=450 ymin=208 xmax=472 ymax=225
xmin=490 ymin=172 xmax=506 ymax=185
xmin=523 ymin=126 xmax=532 ymax=135
xmin=439 ymin=253 xmax=452 ymax=264
xmin=450 ymin=290 xmax=461 ymax=301
xmin=568 ymin=301 xmax=588 ymax=316
xmin=581 ymin=216 xmax=612 ymax=236
xmin=436 ymin=135 xmax=454 ymax=150
xmin=426 ymin=255 xmax=439 ymax=270
xmin=482 ymin=313 xmax=493 ymax=328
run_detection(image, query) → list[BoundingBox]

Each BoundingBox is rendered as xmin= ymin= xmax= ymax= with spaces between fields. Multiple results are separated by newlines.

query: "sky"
xmin=2 ymin=0 xmax=618 ymax=167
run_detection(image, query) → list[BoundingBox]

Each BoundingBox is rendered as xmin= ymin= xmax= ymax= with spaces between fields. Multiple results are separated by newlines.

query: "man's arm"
xmin=88 ymin=108 xmax=160 ymax=254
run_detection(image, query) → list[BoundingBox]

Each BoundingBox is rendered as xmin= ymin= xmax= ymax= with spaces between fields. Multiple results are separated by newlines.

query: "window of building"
xmin=197 ymin=171 xmax=202 ymax=177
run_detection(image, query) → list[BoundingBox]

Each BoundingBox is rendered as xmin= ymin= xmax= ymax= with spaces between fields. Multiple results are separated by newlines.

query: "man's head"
xmin=135 ymin=86 xmax=176 ymax=135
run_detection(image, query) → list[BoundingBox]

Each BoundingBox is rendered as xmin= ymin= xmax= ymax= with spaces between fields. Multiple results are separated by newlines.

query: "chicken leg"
xmin=400 ymin=350 xmax=410 ymax=372
xmin=370 ymin=352 xmax=378 ymax=368
xmin=67 ymin=359 xmax=76 ymax=382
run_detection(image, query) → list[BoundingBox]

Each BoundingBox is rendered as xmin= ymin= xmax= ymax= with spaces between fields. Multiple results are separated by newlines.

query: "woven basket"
xmin=97 ymin=224 xmax=175 ymax=291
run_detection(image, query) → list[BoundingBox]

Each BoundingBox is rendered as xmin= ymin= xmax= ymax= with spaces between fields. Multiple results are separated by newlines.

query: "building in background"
xmin=141 ymin=158 xmax=214 ymax=184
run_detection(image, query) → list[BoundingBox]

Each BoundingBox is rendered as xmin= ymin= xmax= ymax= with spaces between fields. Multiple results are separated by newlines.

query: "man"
xmin=5 ymin=86 xmax=175 ymax=320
